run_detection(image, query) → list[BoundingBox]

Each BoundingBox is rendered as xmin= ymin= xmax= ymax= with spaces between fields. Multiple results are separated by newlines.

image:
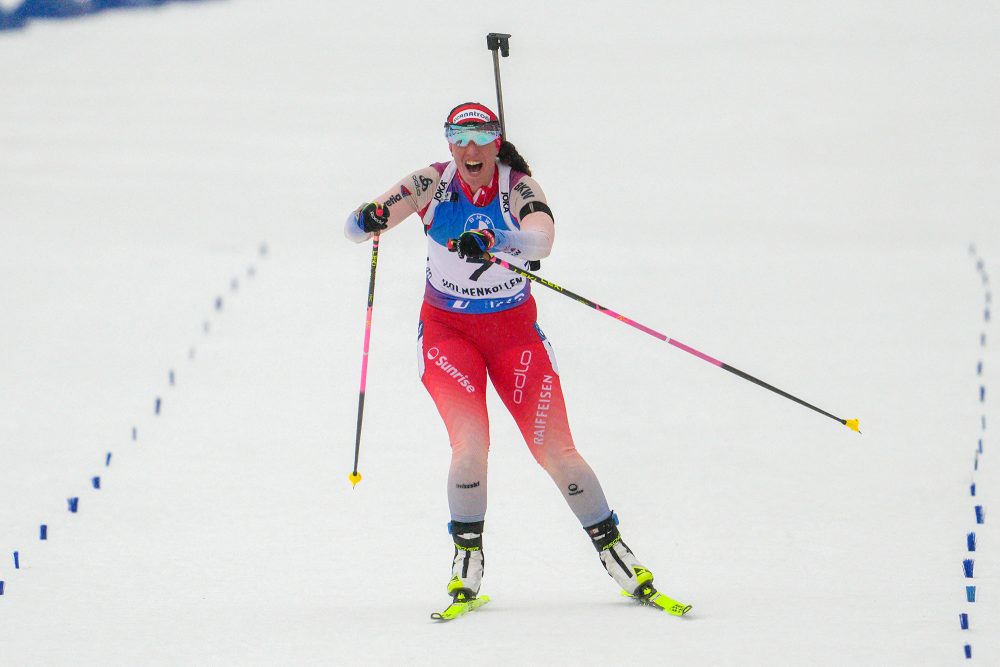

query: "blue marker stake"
xmin=68 ymin=497 xmax=78 ymax=513
xmin=132 ymin=427 xmax=137 ymax=441
xmin=13 ymin=551 xmax=19 ymax=569
xmin=964 ymin=559 xmax=975 ymax=578
xmin=974 ymin=456 xmax=978 ymax=471
xmin=169 ymin=370 xmax=175 ymax=386
xmin=968 ymin=532 xmax=977 ymax=551
xmin=215 ymin=297 xmax=222 ymax=311
xmin=965 ymin=644 xmax=972 ymax=659
xmin=0 ymin=580 xmax=4 ymax=595
xmin=40 ymin=524 xmax=47 ymax=540
xmin=971 ymin=483 xmax=977 ymax=497
xmin=980 ymin=386 xmax=985 ymax=402
xmin=106 ymin=452 xmax=112 ymax=466
xmin=977 ymin=361 xmax=983 ymax=375
xmin=975 ymin=505 xmax=985 ymax=524
xmin=92 ymin=476 xmax=100 ymax=490
xmin=960 ymin=612 xmax=969 ymax=629
xmin=155 ymin=397 xmax=161 ymax=415
xmin=967 ymin=585 xmax=976 ymax=602
xmin=979 ymin=439 xmax=984 ymax=453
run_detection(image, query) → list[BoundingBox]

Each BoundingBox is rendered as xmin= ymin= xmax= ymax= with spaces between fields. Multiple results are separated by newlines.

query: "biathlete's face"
xmin=445 ymin=122 xmax=501 ymax=190
xmin=450 ymin=139 xmax=499 ymax=191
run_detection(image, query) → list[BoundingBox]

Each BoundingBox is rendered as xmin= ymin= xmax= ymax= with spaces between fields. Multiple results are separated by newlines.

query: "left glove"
xmin=448 ymin=229 xmax=496 ymax=260
xmin=356 ymin=202 xmax=390 ymax=233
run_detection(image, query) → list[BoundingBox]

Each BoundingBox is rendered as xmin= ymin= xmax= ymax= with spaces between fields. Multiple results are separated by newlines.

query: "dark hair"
xmin=498 ymin=140 xmax=531 ymax=176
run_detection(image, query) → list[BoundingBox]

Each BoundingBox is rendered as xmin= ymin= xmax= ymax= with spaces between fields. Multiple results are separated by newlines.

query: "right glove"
xmin=356 ymin=202 xmax=390 ymax=233
xmin=448 ymin=229 xmax=496 ymax=260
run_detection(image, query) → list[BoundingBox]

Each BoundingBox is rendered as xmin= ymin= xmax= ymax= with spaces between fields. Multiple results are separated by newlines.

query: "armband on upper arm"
xmin=518 ymin=201 xmax=553 ymax=222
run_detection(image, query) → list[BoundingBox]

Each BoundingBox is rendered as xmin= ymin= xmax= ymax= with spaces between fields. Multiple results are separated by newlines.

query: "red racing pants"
xmin=418 ymin=297 xmax=611 ymax=526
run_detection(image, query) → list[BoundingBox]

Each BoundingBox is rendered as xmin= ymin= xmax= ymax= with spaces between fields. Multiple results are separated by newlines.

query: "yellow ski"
xmin=431 ymin=594 xmax=491 ymax=621
xmin=621 ymin=586 xmax=692 ymax=616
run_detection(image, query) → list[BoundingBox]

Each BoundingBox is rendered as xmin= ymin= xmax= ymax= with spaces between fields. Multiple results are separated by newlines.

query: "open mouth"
xmin=465 ymin=161 xmax=484 ymax=175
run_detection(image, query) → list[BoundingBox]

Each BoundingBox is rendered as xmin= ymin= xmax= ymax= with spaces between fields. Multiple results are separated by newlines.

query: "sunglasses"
xmin=444 ymin=122 xmax=502 ymax=147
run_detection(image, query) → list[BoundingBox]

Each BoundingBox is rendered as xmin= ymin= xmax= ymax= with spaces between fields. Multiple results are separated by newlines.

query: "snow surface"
xmin=1 ymin=1 xmax=999 ymax=664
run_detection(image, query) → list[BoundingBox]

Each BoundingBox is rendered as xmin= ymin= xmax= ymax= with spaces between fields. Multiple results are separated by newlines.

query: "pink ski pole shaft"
xmin=484 ymin=253 xmax=859 ymax=433
xmin=350 ymin=235 xmax=380 ymax=487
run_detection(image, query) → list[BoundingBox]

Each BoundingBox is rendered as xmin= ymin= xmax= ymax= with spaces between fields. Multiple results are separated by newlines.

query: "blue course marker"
xmin=40 ymin=524 xmax=47 ymax=540
xmin=68 ymin=497 xmax=79 ymax=513
xmin=169 ymin=370 xmax=175 ymax=386
xmin=971 ymin=483 xmax=977 ymax=497
xmin=13 ymin=551 xmax=19 ymax=569
xmin=965 ymin=644 xmax=972 ymax=659
xmin=980 ymin=386 xmax=986 ymax=402
xmin=963 ymin=559 xmax=975 ymax=578
xmin=966 ymin=585 xmax=977 ymax=602
xmin=214 ymin=297 xmax=223 ymax=311
xmin=968 ymin=532 xmax=977 ymax=551
xmin=132 ymin=427 xmax=137 ymax=441
xmin=0 ymin=580 xmax=4 ymax=595
xmin=106 ymin=452 xmax=112 ymax=466
xmin=975 ymin=505 xmax=985 ymax=524
xmin=960 ymin=612 xmax=969 ymax=630
xmin=155 ymin=397 xmax=161 ymax=415
xmin=977 ymin=361 xmax=983 ymax=375
xmin=92 ymin=476 xmax=100 ymax=490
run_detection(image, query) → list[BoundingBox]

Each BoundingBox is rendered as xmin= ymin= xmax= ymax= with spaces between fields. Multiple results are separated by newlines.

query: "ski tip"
xmin=348 ymin=471 xmax=363 ymax=487
xmin=844 ymin=418 xmax=860 ymax=433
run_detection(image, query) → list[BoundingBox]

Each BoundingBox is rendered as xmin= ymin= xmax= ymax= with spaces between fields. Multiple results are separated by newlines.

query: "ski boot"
xmin=585 ymin=512 xmax=653 ymax=595
xmin=585 ymin=512 xmax=692 ymax=616
xmin=446 ymin=519 xmax=485 ymax=602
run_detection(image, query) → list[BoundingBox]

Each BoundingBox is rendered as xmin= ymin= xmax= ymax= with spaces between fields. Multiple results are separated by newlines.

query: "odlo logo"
xmin=427 ymin=347 xmax=475 ymax=393
xmin=512 ymin=350 xmax=532 ymax=404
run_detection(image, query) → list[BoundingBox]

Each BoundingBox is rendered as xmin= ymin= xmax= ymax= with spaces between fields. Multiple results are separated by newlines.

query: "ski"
xmin=431 ymin=594 xmax=490 ymax=621
xmin=621 ymin=587 xmax=692 ymax=616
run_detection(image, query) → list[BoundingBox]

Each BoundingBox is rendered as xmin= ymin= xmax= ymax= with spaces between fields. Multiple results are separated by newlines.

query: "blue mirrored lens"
xmin=444 ymin=123 xmax=501 ymax=147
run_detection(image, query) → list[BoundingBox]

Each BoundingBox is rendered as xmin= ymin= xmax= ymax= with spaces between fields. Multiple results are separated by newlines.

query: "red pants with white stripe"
xmin=418 ymin=297 xmax=611 ymax=526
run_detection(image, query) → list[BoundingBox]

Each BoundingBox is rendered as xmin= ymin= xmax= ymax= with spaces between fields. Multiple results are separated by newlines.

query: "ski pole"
xmin=484 ymin=253 xmax=860 ymax=433
xmin=349 ymin=234 xmax=380 ymax=487
xmin=486 ymin=32 xmax=511 ymax=137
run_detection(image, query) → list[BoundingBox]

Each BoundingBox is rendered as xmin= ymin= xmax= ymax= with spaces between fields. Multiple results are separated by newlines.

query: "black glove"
xmin=448 ymin=229 xmax=496 ymax=260
xmin=356 ymin=202 xmax=389 ymax=233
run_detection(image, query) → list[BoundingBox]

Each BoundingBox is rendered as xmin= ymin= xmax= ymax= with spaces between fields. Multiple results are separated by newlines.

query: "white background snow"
xmin=1 ymin=1 xmax=998 ymax=664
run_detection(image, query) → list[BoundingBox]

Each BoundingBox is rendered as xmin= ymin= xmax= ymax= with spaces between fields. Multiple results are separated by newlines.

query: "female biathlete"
xmin=345 ymin=102 xmax=687 ymax=615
